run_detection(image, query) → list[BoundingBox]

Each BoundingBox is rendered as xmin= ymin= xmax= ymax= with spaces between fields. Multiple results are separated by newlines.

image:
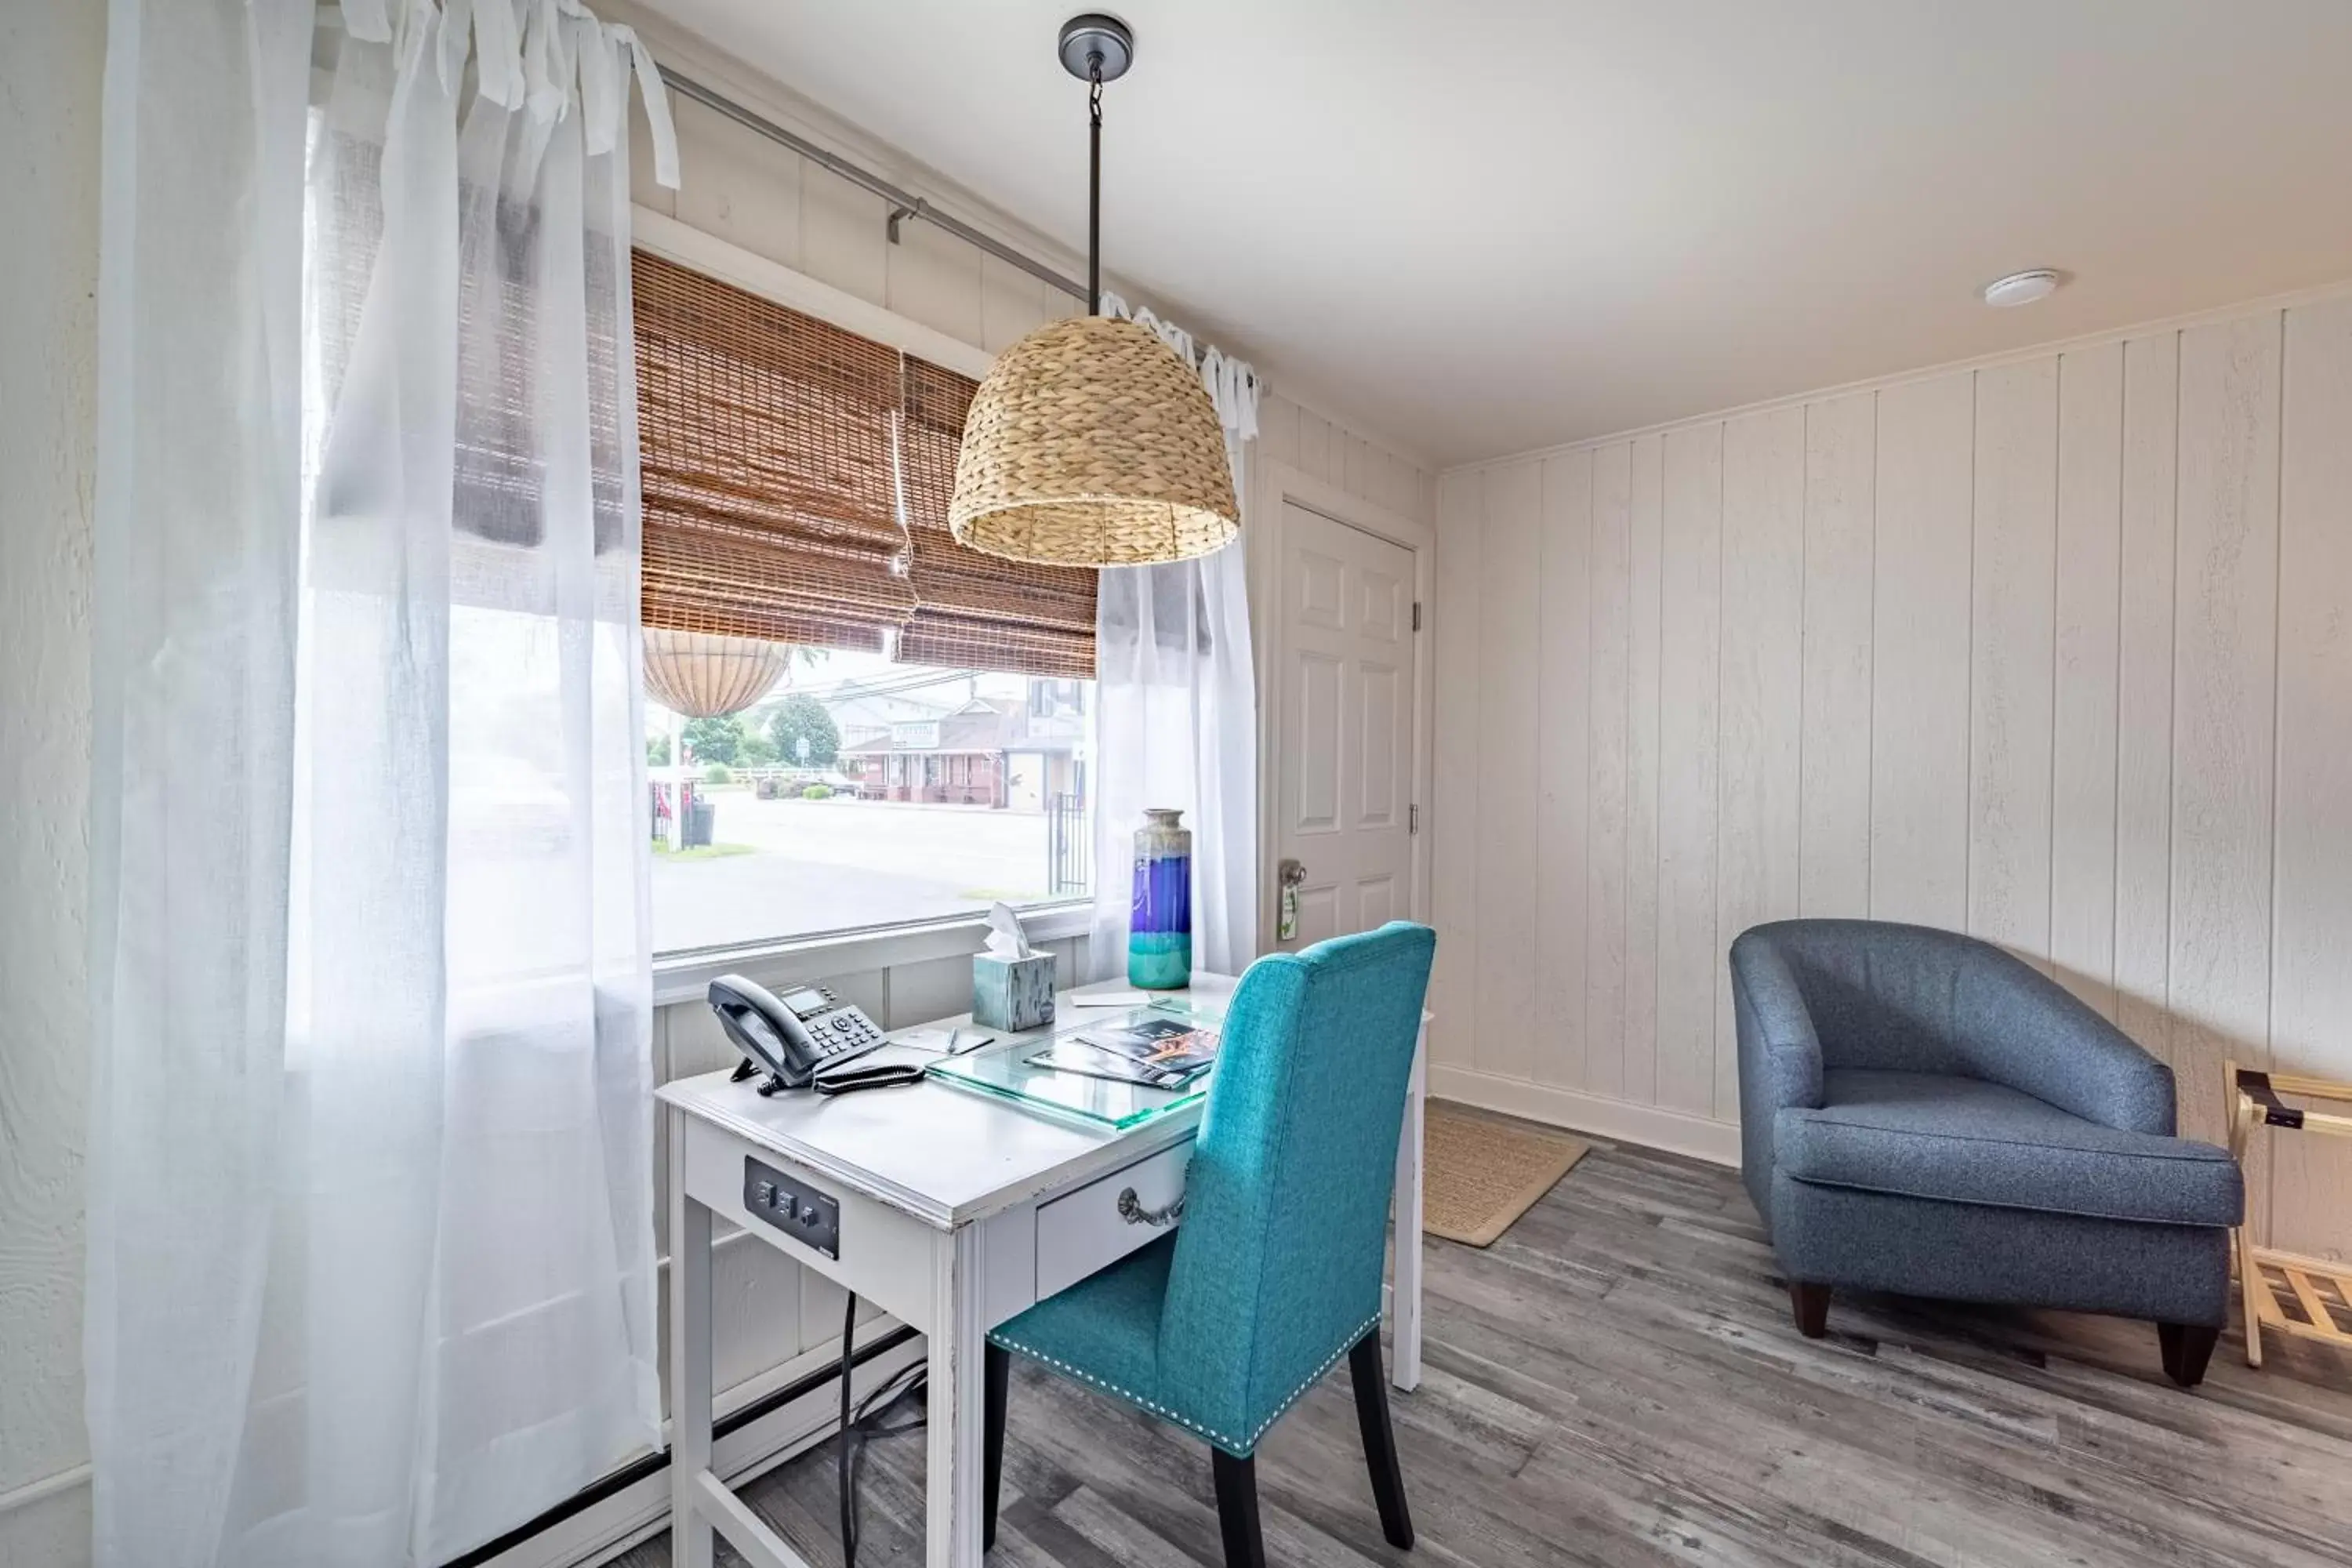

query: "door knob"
xmin=1277 ymin=858 xmax=1306 ymax=941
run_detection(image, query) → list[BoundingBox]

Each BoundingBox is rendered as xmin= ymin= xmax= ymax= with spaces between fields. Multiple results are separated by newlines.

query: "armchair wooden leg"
xmin=1789 ymin=1280 xmax=1831 ymax=1339
xmin=1348 ymin=1330 xmax=1414 ymax=1548
xmin=982 ymin=1342 xmax=1008 ymax=1551
xmin=1211 ymin=1450 xmax=1268 ymax=1568
xmin=2158 ymin=1322 xmax=2220 ymax=1388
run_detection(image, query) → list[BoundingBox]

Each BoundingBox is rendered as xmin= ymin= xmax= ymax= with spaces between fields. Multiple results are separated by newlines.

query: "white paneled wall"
xmin=1431 ymin=290 xmax=2352 ymax=1262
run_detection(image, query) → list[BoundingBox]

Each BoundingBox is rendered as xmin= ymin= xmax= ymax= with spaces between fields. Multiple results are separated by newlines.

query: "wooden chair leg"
xmin=1211 ymin=1449 xmax=1268 ymax=1568
xmin=1348 ymin=1330 xmax=1414 ymax=1548
xmin=2158 ymin=1322 xmax=2220 ymax=1388
xmin=982 ymin=1342 xmax=1009 ymax=1551
xmin=1789 ymin=1280 xmax=1831 ymax=1338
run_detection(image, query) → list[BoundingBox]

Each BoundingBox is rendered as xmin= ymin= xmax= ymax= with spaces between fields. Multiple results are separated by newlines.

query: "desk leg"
xmin=1391 ymin=1030 xmax=1425 ymax=1392
xmin=669 ymin=1124 xmax=716 ymax=1568
xmin=927 ymin=1225 xmax=987 ymax=1568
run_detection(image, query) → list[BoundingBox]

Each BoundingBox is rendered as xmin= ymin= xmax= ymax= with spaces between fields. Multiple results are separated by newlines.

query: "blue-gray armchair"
xmin=1730 ymin=919 xmax=2243 ymax=1386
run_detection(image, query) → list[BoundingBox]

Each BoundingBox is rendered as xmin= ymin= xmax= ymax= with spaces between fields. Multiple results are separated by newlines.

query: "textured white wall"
xmin=0 ymin=0 xmax=103 ymax=1559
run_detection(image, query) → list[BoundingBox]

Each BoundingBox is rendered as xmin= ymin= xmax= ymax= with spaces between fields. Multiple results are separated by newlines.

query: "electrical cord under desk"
xmin=839 ymin=1291 xmax=927 ymax=1568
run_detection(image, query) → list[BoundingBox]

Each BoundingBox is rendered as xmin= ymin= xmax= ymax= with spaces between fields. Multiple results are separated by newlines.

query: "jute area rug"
xmin=1421 ymin=1101 xmax=1590 ymax=1247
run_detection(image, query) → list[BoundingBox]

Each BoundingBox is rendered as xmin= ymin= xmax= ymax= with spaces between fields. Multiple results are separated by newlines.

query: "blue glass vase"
xmin=1127 ymin=808 xmax=1192 ymax=989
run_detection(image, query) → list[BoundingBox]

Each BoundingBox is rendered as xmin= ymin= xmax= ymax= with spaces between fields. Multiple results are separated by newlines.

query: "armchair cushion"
xmin=1736 ymin=920 xmax=2178 ymax=1135
xmin=1778 ymin=1069 xmax=2241 ymax=1228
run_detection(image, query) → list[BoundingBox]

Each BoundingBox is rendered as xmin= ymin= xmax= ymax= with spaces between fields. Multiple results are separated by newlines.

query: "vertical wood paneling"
xmin=1430 ymin=471 xmax=1484 ymax=1069
xmin=1656 ymin=425 xmax=1724 ymax=1116
xmin=1625 ymin=434 xmax=1667 ymax=1105
xmin=1800 ymin=391 xmax=1875 ymax=916
xmin=978 ymin=255 xmax=1051 ymax=354
xmin=672 ymin=97 xmax=803 ymax=267
xmin=1536 ymin=450 xmax=1594 ymax=1089
xmin=1968 ymin=359 xmax=2060 ymax=963
xmin=1476 ymin=463 xmax=1543 ymax=1080
xmin=1256 ymin=394 xmax=1301 ymax=470
xmin=2169 ymin=314 xmax=2281 ymax=1188
xmin=1716 ymin=407 xmax=1805 ymax=1117
xmin=2115 ymin=334 xmax=2180 ymax=1064
xmin=1296 ymin=409 xmax=1334 ymax=485
xmin=1342 ymin=433 xmax=1377 ymax=506
xmin=798 ymin=163 xmax=888 ymax=305
xmin=1584 ymin=443 xmax=1634 ymax=1100
xmin=2269 ymin=297 xmax=2352 ymax=1260
xmin=1871 ymin=371 xmax=1976 ymax=928
xmin=887 ymin=218 xmax=985 ymax=345
xmin=2051 ymin=345 xmax=2125 ymax=1015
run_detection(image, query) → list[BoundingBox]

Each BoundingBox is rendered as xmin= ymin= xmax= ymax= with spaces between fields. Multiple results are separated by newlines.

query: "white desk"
xmin=660 ymin=971 xmax=1427 ymax=1568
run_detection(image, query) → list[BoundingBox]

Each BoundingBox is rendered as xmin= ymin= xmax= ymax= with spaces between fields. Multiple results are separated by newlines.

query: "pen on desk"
xmin=946 ymin=1027 xmax=960 ymax=1053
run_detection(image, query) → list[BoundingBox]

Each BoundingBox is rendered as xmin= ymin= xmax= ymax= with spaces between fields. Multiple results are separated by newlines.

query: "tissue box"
xmin=973 ymin=952 xmax=1056 ymax=1032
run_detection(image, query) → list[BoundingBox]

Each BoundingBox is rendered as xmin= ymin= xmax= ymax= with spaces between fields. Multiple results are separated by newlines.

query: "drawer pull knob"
xmin=1116 ymin=1187 xmax=1185 ymax=1228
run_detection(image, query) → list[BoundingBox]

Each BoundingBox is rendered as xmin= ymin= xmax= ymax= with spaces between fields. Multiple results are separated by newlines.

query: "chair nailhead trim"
xmin=990 ymin=1312 xmax=1382 ymax=1456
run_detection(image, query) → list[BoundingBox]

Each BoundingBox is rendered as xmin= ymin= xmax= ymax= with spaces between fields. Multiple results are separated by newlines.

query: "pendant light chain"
xmin=1087 ymin=57 xmax=1104 ymax=315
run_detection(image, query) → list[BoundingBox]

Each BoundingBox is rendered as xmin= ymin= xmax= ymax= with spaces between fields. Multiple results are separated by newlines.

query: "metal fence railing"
xmin=1047 ymin=793 xmax=1089 ymax=898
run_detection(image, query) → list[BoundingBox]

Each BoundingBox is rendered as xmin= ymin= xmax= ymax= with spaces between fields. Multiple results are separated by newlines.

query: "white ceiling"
xmin=642 ymin=0 xmax=2352 ymax=466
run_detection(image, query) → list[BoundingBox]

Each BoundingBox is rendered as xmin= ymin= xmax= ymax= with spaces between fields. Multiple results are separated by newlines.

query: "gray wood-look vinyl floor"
xmin=620 ymin=1124 xmax=2352 ymax=1568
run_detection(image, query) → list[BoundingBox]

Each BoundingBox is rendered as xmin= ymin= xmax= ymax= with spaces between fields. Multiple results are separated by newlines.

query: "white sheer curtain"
xmin=1087 ymin=310 xmax=1262 ymax=979
xmin=88 ymin=1 xmax=681 ymax=1563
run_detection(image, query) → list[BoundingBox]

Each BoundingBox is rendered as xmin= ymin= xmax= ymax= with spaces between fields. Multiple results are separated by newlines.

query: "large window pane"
xmin=648 ymin=648 xmax=1091 ymax=954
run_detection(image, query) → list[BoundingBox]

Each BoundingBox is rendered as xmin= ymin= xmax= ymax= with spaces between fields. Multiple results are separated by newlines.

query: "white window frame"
xmin=632 ymin=209 xmax=1097 ymax=988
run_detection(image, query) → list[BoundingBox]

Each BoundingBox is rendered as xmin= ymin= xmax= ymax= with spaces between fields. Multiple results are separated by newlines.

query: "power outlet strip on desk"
xmin=744 ymin=1156 xmax=843 ymax=1259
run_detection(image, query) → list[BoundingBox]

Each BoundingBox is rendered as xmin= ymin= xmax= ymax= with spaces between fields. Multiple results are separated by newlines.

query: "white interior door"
xmin=1272 ymin=501 xmax=1418 ymax=949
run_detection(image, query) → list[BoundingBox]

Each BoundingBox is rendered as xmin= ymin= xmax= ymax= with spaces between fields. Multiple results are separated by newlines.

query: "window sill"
xmin=650 ymin=899 xmax=1095 ymax=1009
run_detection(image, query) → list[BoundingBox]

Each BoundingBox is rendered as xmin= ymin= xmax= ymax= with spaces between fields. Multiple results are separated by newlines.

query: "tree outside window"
xmin=768 ymin=692 xmax=840 ymax=768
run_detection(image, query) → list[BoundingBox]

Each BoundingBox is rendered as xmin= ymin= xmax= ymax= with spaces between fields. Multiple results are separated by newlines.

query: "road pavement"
xmin=652 ymin=792 xmax=1073 ymax=953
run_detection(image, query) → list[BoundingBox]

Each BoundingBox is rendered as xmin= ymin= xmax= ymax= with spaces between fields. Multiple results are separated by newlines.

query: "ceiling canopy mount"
xmin=1057 ymin=13 xmax=1134 ymax=85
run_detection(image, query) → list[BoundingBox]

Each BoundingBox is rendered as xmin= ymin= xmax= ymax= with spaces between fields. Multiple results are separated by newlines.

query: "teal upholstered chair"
xmin=983 ymin=921 xmax=1437 ymax=1567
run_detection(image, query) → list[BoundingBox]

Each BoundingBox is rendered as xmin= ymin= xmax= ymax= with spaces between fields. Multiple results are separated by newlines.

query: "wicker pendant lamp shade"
xmin=642 ymin=628 xmax=789 ymax=717
xmin=949 ymin=315 xmax=1238 ymax=566
xmin=947 ymin=14 xmax=1238 ymax=569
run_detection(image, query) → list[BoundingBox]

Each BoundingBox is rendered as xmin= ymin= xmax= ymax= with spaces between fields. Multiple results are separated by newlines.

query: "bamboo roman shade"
xmin=633 ymin=252 xmax=1097 ymax=677
xmin=899 ymin=357 xmax=1099 ymax=680
xmin=633 ymin=249 xmax=914 ymax=652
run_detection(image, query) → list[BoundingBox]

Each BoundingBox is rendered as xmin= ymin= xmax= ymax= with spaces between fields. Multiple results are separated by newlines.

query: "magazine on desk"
xmin=1025 ymin=1014 xmax=1221 ymax=1090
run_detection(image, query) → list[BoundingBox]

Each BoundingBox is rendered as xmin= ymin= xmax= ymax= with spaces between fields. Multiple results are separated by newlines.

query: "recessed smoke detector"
xmin=1983 ymin=269 xmax=2064 ymax=308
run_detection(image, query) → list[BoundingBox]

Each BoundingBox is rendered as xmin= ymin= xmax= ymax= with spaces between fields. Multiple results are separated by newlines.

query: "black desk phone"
xmin=710 ymin=975 xmax=918 ymax=1095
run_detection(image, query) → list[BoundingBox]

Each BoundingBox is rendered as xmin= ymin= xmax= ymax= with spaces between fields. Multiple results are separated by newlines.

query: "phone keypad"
xmin=814 ymin=1007 xmax=884 ymax=1057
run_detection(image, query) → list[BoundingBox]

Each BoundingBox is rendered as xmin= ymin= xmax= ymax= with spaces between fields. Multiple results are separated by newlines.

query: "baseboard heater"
xmin=444 ymin=1323 xmax=924 ymax=1568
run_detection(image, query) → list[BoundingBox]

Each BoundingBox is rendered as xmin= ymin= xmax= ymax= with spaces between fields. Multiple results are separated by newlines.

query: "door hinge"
xmin=1410 ymin=804 xmax=1420 ymax=835
xmin=1411 ymin=601 xmax=1423 ymax=632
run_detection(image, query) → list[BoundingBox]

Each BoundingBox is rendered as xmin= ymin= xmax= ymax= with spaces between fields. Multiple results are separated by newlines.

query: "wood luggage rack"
xmin=2225 ymin=1062 xmax=2352 ymax=1367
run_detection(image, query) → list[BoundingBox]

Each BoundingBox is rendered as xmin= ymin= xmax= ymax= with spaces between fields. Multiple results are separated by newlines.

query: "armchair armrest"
xmin=1955 ymin=956 xmax=2176 ymax=1136
xmin=1730 ymin=931 xmax=1824 ymax=1116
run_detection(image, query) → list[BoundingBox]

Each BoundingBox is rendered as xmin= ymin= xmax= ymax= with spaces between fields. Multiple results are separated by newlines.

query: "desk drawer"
xmin=1034 ymin=1138 xmax=1193 ymax=1300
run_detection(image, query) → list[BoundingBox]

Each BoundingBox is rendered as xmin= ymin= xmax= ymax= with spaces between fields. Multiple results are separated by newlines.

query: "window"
xmin=631 ymin=252 xmax=1103 ymax=956
xmin=648 ymin=655 xmax=1092 ymax=953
